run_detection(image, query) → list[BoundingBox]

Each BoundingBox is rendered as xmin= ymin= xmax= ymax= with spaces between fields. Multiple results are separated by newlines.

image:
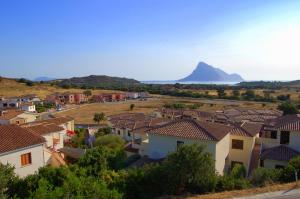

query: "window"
xmin=260 ymin=160 xmax=264 ymax=167
xmin=262 ymin=131 xmax=277 ymax=139
xmin=20 ymin=153 xmax=32 ymax=166
xmin=117 ymin=130 xmax=121 ymax=135
xmin=280 ymin=131 xmax=290 ymax=144
xmin=232 ymin=139 xmax=244 ymax=150
xmin=128 ymin=132 xmax=131 ymax=137
xmin=177 ymin=141 xmax=184 ymax=150
xmin=271 ymin=131 xmax=277 ymax=139
xmin=275 ymin=165 xmax=285 ymax=169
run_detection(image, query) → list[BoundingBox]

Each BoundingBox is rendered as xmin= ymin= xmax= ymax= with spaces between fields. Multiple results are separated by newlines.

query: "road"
xmin=235 ymin=188 xmax=300 ymax=199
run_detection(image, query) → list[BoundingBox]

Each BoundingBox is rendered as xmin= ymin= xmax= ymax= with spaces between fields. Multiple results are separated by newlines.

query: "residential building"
xmin=0 ymin=125 xmax=46 ymax=177
xmin=20 ymin=102 xmax=36 ymax=112
xmin=108 ymin=113 xmax=170 ymax=156
xmin=146 ymin=119 xmax=262 ymax=175
xmin=259 ymin=114 xmax=300 ymax=169
xmin=0 ymin=109 xmax=37 ymax=125
xmin=126 ymin=92 xmax=139 ymax=99
xmin=93 ymin=93 xmax=126 ymax=102
xmin=25 ymin=123 xmax=66 ymax=164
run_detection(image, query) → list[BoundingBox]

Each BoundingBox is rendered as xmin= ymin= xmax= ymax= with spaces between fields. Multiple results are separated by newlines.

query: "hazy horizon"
xmin=1 ymin=0 xmax=300 ymax=81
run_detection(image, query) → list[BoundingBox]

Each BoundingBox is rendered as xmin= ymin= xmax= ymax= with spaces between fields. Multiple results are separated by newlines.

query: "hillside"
xmin=57 ymin=75 xmax=140 ymax=87
xmin=179 ymin=62 xmax=244 ymax=82
xmin=0 ymin=77 xmax=115 ymax=99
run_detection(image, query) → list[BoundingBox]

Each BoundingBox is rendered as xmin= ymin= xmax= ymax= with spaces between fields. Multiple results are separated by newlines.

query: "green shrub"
xmin=250 ymin=167 xmax=281 ymax=187
xmin=231 ymin=164 xmax=247 ymax=179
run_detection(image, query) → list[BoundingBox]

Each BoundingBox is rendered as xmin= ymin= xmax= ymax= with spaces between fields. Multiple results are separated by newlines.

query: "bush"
xmin=231 ymin=164 xmax=247 ymax=179
xmin=94 ymin=135 xmax=125 ymax=149
xmin=250 ymin=167 xmax=281 ymax=187
xmin=278 ymin=102 xmax=299 ymax=115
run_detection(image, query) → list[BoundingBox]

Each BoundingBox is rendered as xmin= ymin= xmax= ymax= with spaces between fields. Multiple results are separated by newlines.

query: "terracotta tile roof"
xmin=22 ymin=116 xmax=74 ymax=127
xmin=0 ymin=125 xmax=45 ymax=154
xmin=147 ymin=119 xmax=233 ymax=141
xmin=264 ymin=114 xmax=300 ymax=131
xmin=25 ymin=124 xmax=65 ymax=135
xmin=0 ymin=110 xmax=24 ymax=120
xmin=261 ymin=145 xmax=300 ymax=161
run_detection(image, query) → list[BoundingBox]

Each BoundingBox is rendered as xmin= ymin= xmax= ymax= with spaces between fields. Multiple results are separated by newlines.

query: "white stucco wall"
xmin=19 ymin=113 xmax=37 ymax=123
xmin=263 ymin=159 xmax=288 ymax=169
xmin=0 ymin=144 xmax=45 ymax=178
xmin=147 ymin=134 xmax=231 ymax=174
xmin=260 ymin=130 xmax=300 ymax=153
xmin=289 ymin=131 xmax=300 ymax=152
xmin=215 ymin=134 xmax=230 ymax=175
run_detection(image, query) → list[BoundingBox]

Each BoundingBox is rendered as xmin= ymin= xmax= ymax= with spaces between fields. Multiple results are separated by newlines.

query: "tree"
xmin=83 ymin=90 xmax=92 ymax=97
xmin=94 ymin=135 xmax=125 ymax=149
xmin=94 ymin=113 xmax=106 ymax=124
xmin=163 ymin=144 xmax=217 ymax=194
xmin=232 ymin=90 xmax=240 ymax=99
xmin=243 ymin=90 xmax=255 ymax=100
xmin=217 ymin=88 xmax=226 ymax=99
xmin=130 ymin=104 xmax=135 ymax=111
xmin=78 ymin=146 xmax=126 ymax=176
xmin=0 ymin=163 xmax=17 ymax=198
xmin=277 ymin=102 xmax=299 ymax=115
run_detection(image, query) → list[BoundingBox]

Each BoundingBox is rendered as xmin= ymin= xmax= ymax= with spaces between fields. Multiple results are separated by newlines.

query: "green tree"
xmin=278 ymin=102 xmax=299 ymax=115
xmin=94 ymin=135 xmax=125 ymax=149
xmin=84 ymin=90 xmax=92 ymax=97
xmin=130 ymin=104 xmax=135 ymax=111
xmin=217 ymin=88 xmax=226 ymax=99
xmin=94 ymin=112 xmax=106 ymax=124
xmin=0 ymin=164 xmax=17 ymax=198
xmin=163 ymin=144 xmax=217 ymax=194
xmin=78 ymin=146 xmax=126 ymax=176
xmin=243 ymin=90 xmax=256 ymax=100
xmin=231 ymin=164 xmax=246 ymax=179
xmin=232 ymin=90 xmax=240 ymax=99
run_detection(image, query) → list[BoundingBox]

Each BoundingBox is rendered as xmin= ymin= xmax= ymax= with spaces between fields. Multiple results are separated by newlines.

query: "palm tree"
xmin=93 ymin=112 xmax=106 ymax=124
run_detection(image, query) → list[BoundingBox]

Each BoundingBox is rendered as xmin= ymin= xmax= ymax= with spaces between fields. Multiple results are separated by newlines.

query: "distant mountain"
xmin=179 ymin=62 xmax=244 ymax=82
xmin=33 ymin=76 xmax=55 ymax=82
xmin=58 ymin=75 xmax=140 ymax=87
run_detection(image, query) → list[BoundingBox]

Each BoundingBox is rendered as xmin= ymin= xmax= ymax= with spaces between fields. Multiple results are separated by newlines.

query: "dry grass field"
xmin=54 ymin=96 xmax=278 ymax=124
xmin=0 ymin=77 xmax=290 ymax=124
xmin=0 ymin=78 xmax=122 ymax=98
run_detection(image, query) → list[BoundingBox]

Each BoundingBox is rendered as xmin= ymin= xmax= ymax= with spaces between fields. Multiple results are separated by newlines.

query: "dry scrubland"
xmin=0 ymin=78 xmax=122 ymax=98
xmin=55 ymin=96 xmax=278 ymax=124
xmin=0 ymin=77 xmax=285 ymax=124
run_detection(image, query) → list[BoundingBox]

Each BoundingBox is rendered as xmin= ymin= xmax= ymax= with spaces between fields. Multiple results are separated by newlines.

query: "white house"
xmin=126 ymin=92 xmax=139 ymax=99
xmin=259 ymin=114 xmax=300 ymax=169
xmin=146 ymin=119 xmax=262 ymax=175
xmin=0 ymin=125 xmax=46 ymax=177
xmin=21 ymin=102 xmax=36 ymax=112
xmin=147 ymin=119 xmax=234 ymax=175
xmin=25 ymin=123 xmax=66 ymax=165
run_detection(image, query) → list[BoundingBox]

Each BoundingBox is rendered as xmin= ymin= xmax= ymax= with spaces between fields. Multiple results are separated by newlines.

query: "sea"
xmin=141 ymin=80 xmax=240 ymax=85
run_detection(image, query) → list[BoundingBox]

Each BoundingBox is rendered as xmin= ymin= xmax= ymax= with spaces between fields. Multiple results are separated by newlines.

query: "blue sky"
xmin=0 ymin=0 xmax=300 ymax=81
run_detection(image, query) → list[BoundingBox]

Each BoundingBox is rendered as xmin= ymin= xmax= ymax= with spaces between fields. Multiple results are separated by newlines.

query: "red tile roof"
xmin=261 ymin=145 xmax=300 ymax=161
xmin=0 ymin=110 xmax=24 ymax=120
xmin=25 ymin=124 xmax=65 ymax=135
xmin=148 ymin=119 xmax=233 ymax=141
xmin=22 ymin=116 xmax=73 ymax=127
xmin=0 ymin=125 xmax=45 ymax=154
xmin=264 ymin=114 xmax=300 ymax=131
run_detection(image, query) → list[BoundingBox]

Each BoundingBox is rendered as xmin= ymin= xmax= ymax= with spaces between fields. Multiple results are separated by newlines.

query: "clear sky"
xmin=0 ymin=0 xmax=300 ymax=81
